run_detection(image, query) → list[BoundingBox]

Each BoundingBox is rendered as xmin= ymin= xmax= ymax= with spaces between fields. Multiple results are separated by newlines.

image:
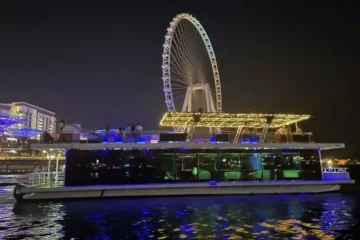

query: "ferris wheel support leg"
xmin=204 ymin=84 xmax=212 ymax=113
xmin=211 ymin=101 xmax=221 ymax=133
xmin=182 ymin=86 xmax=192 ymax=112
xmin=187 ymin=91 xmax=192 ymax=112
xmin=210 ymin=95 xmax=216 ymax=113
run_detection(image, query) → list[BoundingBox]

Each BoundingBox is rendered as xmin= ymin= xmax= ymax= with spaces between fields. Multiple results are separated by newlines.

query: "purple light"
xmin=0 ymin=113 xmax=27 ymax=127
xmin=0 ymin=113 xmax=27 ymax=136
xmin=7 ymin=127 xmax=43 ymax=137
xmin=209 ymin=180 xmax=217 ymax=186
xmin=95 ymin=129 xmax=120 ymax=137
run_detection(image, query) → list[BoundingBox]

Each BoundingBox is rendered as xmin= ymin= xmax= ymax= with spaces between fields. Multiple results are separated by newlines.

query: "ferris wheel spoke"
xmin=174 ymin=25 xmax=203 ymax=85
xmin=170 ymin=77 xmax=189 ymax=88
xmin=172 ymin=40 xmax=197 ymax=80
xmin=170 ymin=45 xmax=190 ymax=79
xmin=170 ymin=59 xmax=187 ymax=79
xmin=175 ymin=24 xmax=199 ymax=73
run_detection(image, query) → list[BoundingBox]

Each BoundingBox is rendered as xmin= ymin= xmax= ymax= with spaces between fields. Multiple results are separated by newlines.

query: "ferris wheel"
xmin=162 ymin=13 xmax=222 ymax=115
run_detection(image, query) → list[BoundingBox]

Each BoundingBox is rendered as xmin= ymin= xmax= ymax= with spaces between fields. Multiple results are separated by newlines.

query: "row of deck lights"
xmin=159 ymin=112 xmax=311 ymax=128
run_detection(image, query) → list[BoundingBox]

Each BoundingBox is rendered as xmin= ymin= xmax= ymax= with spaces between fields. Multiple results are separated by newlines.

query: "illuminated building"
xmin=0 ymin=102 xmax=56 ymax=133
xmin=7 ymin=128 xmax=44 ymax=138
xmin=0 ymin=113 xmax=27 ymax=136
xmin=0 ymin=113 xmax=32 ymax=158
xmin=0 ymin=103 xmax=11 ymax=114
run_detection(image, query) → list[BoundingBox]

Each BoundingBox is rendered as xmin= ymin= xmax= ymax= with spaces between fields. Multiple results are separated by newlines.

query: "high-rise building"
xmin=0 ymin=102 xmax=56 ymax=132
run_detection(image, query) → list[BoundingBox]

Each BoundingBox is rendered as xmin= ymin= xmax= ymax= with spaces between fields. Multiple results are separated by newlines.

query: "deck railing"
xmin=37 ymin=130 xmax=314 ymax=144
xmin=25 ymin=172 xmax=64 ymax=187
xmin=322 ymin=167 xmax=351 ymax=181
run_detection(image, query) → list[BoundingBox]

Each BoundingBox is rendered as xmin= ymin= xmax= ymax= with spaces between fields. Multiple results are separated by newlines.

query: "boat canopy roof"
xmin=159 ymin=112 xmax=311 ymax=129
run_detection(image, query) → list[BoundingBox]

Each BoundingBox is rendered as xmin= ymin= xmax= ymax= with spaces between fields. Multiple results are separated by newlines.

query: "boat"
xmin=13 ymin=112 xmax=354 ymax=202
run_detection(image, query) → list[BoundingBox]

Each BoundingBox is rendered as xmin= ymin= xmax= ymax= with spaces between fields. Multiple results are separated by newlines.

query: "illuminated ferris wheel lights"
xmin=161 ymin=13 xmax=222 ymax=116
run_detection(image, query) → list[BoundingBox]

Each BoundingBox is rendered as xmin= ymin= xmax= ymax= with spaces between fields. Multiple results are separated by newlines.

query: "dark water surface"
xmin=1 ymin=179 xmax=360 ymax=239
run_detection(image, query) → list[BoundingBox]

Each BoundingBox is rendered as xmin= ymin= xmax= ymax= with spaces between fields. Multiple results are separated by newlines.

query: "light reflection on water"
xmin=0 ymin=186 xmax=359 ymax=239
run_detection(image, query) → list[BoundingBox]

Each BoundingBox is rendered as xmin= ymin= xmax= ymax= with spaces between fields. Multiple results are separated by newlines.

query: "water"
xmin=1 ymin=181 xmax=360 ymax=239
xmin=0 ymin=174 xmax=28 ymax=185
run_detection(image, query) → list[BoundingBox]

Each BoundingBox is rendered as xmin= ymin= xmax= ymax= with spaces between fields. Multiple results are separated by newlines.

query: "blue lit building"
xmin=0 ymin=113 xmax=27 ymax=136
xmin=0 ymin=102 xmax=56 ymax=133
xmin=7 ymin=128 xmax=44 ymax=138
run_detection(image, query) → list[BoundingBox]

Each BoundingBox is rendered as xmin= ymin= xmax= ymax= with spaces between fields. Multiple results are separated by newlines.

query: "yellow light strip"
xmin=159 ymin=112 xmax=311 ymax=128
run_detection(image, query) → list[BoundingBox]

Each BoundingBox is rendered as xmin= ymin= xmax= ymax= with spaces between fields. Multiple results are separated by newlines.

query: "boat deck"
xmin=30 ymin=142 xmax=345 ymax=150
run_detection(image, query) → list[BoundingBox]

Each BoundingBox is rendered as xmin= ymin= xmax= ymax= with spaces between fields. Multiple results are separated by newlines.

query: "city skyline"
xmin=0 ymin=2 xmax=358 ymax=157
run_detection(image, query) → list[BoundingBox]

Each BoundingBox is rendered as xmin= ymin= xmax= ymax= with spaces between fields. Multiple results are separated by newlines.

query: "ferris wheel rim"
xmin=161 ymin=13 xmax=222 ymax=113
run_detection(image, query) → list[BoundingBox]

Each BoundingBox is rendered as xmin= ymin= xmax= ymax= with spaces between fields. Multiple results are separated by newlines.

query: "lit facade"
xmin=0 ymin=103 xmax=11 ymax=114
xmin=0 ymin=102 xmax=56 ymax=133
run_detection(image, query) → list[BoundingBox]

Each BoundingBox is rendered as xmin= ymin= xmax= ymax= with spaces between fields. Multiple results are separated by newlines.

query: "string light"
xmin=159 ymin=112 xmax=311 ymax=128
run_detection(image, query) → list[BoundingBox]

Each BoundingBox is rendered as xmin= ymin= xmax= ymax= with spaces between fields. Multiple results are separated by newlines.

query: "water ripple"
xmin=0 ymin=185 xmax=359 ymax=239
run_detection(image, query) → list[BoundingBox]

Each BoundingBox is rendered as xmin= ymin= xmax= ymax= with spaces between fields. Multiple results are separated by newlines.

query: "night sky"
xmin=0 ymin=1 xmax=358 ymax=158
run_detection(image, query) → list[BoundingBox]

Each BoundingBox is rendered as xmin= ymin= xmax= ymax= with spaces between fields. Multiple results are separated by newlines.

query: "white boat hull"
xmin=14 ymin=180 xmax=354 ymax=202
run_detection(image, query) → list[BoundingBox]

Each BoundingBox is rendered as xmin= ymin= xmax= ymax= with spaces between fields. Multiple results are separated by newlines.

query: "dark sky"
xmin=0 ymin=1 xmax=358 ymax=158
